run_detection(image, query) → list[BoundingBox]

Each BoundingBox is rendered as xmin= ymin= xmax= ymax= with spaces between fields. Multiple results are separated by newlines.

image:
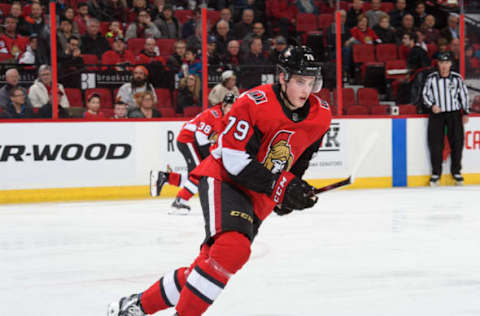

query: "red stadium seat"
xmin=370 ymin=105 xmax=389 ymax=115
xmin=0 ymin=53 xmax=13 ymax=62
xmin=0 ymin=4 xmax=12 ymax=15
xmin=81 ymin=54 xmax=99 ymax=71
xmin=183 ymin=106 xmax=202 ymax=117
xmin=353 ymin=44 xmax=376 ymax=63
xmin=317 ymin=13 xmax=334 ymax=29
xmin=472 ymin=96 xmax=480 ymax=113
xmin=207 ymin=10 xmax=221 ymax=25
xmin=357 ymin=88 xmax=379 ymax=106
xmin=381 ymin=2 xmax=395 ymax=12
xmin=333 ymin=88 xmax=356 ymax=108
xmin=159 ymin=107 xmax=176 ymax=117
xmin=426 ymin=43 xmax=438 ymax=59
xmin=64 ymin=88 xmax=84 ymax=108
xmin=101 ymin=108 xmax=114 ymax=118
xmin=398 ymin=45 xmax=411 ymax=60
xmin=296 ymin=13 xmax=317 ymax=33
xmin=155 ymin=88 xmax=172 ymax=108
xmin=156 ymin=39 xmax=176 ymax=56
xmin=398 ymin=104 xmax=417 ymax=114
xmin=346 ymin=105 xmax=368 ymax=115
xmin=385 ymin=59 xmax=408 ymax=80
xmin=174 ymin=10 xmax=194 ymax=24
xmin=315 ymin=88 xmax=331 ymax=105
xmin=99 ymin=22 xmax=110 ymax=36
xmin=22 ymin=4 xmax=31 ymax=17
xmin=375 ymin=44 xmax=398 ymax=62
xmin=86 ymin=88 xmax=113 ymax=108
xmin=127 ymin=38 xmax=145 ymax=56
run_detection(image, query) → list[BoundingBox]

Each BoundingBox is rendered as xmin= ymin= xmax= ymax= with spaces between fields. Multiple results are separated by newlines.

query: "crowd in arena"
xmin=0 ymin=0 xmax=475 ymax=119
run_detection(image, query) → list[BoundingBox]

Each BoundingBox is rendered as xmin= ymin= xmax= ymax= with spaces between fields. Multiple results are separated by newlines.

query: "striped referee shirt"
xmin=422 ymin=71 xmax=470 ymax=113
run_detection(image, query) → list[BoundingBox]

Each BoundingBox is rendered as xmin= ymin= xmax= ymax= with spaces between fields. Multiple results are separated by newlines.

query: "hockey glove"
xmin=269 ymin=171 xmax=318 ymax=210
xmin=273 ymin=205 xmax=294 ymax=216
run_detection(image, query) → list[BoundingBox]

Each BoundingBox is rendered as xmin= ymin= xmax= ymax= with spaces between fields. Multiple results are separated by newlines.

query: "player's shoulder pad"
xmin=312 ymin=94 xmax=330 ymax=110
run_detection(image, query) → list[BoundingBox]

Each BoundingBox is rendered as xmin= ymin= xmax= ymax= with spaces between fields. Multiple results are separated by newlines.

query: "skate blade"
xmin=168 ymin=208 xmax=190 ymax=216
xmin=150 ymin=171 xmax=158 ymax=197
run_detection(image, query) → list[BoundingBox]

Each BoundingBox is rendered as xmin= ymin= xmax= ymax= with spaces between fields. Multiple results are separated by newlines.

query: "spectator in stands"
xmin=57 ymin=19 xmax=76 ymax=54
xmin=208 ymin=70 xmax=239 ymax=106
xmin=105 ymin=21 xmax=124 ymax=40
xmin=74 ymin=2 xmax=91 ymax=36
xmin=240 ymin=36 xmax=270 ymax=89
xmin=176 ymin=74 xmax=201 ymax=114
xmin=350 ymin=14 xmax=380 ymax=44
xmin=221 ymin=39 xmax=242 ymax=69
xmin=137 ymin=37 xmax=165 ymax=65
xmin=128 ymin=91 xmax=161 ymax=118
xmin=59 ymin=36 xmax=84 ymax=88
xmin=117 ymin=65 xmax=157 ymax=110
xmin=395 ymin=14 xmax=417 ymax=44
xmin=270 ymin=0 xmax=297 ymax=37
xmin=432 ymin=37 xmax=449 ymax=60
xmin=167 ymin=40 xmax=186 ymax=73
xmin=233 ymin=8 xmax=255 ymax=40
xmin=217 ymin=7 xmax=233 ymax=31
xmin=81 ymin=18 xmax=111 ymax=58
xmin=373 ymin=13 xmax=396 ymax=44
xmin=179 ymin=47 xmax=202 ymax=78
xmin=207 ymin=35 xmax=222 ymax=67
xmin=389 ymin=0 xmax=408 ymax=29
xmin=450 ymin=38 xmax=461 ymax=72
xmin=127 ymin=0 xmax=152 ymax=24
xmin=63 ymin=7 xmax=80 ymax=36
xmin=402 ymin=32 xmax=430 ymax=73
xmin=346 ymin=0 xmax=364 ymax=31
xmin=241 ymin=22 xmax=270 ymax=56
xmin=0 ymin=15 xmax=27 ymax=59
xmin=29 ymin=65 xmax=70 ymax=110
xmin=181 ymin=8 xmax=201 ymax=39
xmin=415 ymin=30 xmax=428 ymax=52
xmin=153 ymin=4 xmax=180 ymax=39
xmin=112 ymin=100 xmax=128 ymax=119
xmin=125 ymin=10 xmax=162 ymax=41
xmin=3 ymin=87 xmax=35 ymax=119
xmin=413 ymin=1 xmax=427 ymax=28
xmin=9 ymin=1 xmax=29 ymax=37
xmin=17 ymin=34 xmax=43 ymax=65
xmin=0 ymin=68 xmax=31 ymax=109
xmin=421 ymin=14 xmax=440 ymax=44
xmin=92 ymin=0 xmax=127 ymax=22
xmin=186 ymin=23 xmax=203 ymax=53
xmin=440 ymin=13 xmax=459 ymax=43
xmin=213 ymin=19 xmax=233 ymax=57
xmin=83 ymin=92 xmax=105 ymax=119
xmin=101 ymin=37 xmax=135 ymax=71
xmin=366 ymin=0 xmax=386 ymax=28
xmin=24 ymin=3 xmax=46 ymax=36
xmin=88 ymin=0 xmax=105 ymax=21
xmin=296 ymin=0 xmax=318 ymax=14
xmin=268 ymin=35 xmax=288 ymax=65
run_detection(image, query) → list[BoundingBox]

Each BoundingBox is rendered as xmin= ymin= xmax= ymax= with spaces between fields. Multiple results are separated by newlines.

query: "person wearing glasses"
xmin=3 ymin=87 xmax=35 ymax=119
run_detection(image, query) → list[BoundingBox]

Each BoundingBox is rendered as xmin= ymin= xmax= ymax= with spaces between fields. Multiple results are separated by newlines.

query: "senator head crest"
xmin=263 ymin=130 xmax=295 ymax=174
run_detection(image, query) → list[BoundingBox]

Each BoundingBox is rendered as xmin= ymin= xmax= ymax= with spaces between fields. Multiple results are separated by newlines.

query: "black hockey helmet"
xmin=223 ymin=92 xmax=237 ymax=104
xmin=277 ymin=45 xmax=323 ymax=93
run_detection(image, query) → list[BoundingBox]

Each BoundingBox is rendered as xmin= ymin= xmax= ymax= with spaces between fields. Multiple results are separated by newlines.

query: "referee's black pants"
xmin=427 ymin=110 xmax=464 ymax=176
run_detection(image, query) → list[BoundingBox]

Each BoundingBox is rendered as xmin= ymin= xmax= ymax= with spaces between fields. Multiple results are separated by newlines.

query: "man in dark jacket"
xmin=0 ymin=68 xmax=31 ymax=109
xmin=80 ymin=18 xmax=110 ymax=58
xmin=3 ymin=87 xmax=35 ymax=119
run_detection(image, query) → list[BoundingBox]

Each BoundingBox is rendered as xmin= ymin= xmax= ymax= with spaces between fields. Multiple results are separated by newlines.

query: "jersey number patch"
xmin=223 ymin=116 xmax=250 ymax=141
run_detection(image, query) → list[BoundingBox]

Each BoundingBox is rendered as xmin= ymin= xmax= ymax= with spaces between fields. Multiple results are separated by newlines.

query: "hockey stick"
xmin=312 ymin=132 xmax=380 ymax=195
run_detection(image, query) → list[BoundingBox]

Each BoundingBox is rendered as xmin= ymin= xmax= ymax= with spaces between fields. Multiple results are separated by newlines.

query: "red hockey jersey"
xmin=177 ymin=104 xmax=225 ymax=148
xmin=192 ymin=84 xmax=332 ymax=220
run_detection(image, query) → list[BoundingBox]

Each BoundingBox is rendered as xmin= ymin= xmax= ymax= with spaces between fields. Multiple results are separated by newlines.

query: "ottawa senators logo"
xmin=263 ymin=130 xmax=294 ymax=174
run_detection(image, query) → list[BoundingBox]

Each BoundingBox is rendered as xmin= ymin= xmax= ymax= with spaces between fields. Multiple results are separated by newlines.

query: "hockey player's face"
xmin=285 ymin=75 xmax=315 ymax=109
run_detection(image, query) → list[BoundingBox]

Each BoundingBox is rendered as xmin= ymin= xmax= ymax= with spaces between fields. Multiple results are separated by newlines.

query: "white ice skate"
xmin=108 ymin=294 xmax=144 ymax=316
xmin=168 ymin=197 xmax=191 ymax=215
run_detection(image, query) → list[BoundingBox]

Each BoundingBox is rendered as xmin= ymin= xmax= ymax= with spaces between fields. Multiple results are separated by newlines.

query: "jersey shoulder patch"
xmin=312 ymin=94 xmax=330 ymax=110
xmin=246 ymin=90 xmax=268 ymax=105
xmin=210 ymin=109 xmax=220 ymax=118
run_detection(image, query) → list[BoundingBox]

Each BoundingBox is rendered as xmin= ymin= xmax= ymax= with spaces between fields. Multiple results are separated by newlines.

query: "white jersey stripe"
xmin=207 ymin=177 xmax=216 ymax=236
xmin=187 ymin=268 xmax=223 ymax=302
xmin=184 ymin=179 xmax=198 ymax=194
xmin=186 ymin=142 xmax=201 ymax=166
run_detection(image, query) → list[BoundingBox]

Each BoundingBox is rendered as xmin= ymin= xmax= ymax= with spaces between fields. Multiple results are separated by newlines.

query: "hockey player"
xmin=150 ymin=92 xmax=236 ymax=215
xmin=108 ymin=46 xmax=332 ymax=316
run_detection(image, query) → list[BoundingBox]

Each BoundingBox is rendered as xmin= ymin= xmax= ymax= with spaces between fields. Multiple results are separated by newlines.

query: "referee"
xmin=422 ymin=51 xmax=470 ymax=186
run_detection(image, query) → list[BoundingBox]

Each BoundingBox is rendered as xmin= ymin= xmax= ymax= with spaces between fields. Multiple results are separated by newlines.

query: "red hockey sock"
xmin=140 ymin=267 xmax=188 ymax=314
xmin=168 ymin=172 xmax=181 ymax=187
xmin=175 ymin=232 xmax=251 ymax=316
xmin=177 ymin=188 xmax=194 ymax=201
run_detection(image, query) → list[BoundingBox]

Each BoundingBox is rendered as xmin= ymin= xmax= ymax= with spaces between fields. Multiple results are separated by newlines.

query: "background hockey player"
xmin=150 ymin=92 xmax=236 ymax=215
xmin=108 ymin=46 xmax=332 ymax=316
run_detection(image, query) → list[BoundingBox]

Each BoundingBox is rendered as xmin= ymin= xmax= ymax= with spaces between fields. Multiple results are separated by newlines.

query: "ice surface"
xmin=1 ymin=186 xmax=480 ymax=316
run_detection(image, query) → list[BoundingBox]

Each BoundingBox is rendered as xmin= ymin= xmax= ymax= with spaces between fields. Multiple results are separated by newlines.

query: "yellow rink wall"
xmin=1 ymin=117 xmax=479 ymax=204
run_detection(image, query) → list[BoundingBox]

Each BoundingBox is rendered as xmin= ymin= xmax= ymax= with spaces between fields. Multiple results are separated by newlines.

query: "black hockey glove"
xmin=273 ymin=205 xmax=294 ymax=216
xmin=268 ymin=171 xmax=318 ymax=210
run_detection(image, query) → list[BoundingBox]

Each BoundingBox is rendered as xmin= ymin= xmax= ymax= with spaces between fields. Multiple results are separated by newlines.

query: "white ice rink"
xmin=1 ymin=186 xmax=480 ymax=316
